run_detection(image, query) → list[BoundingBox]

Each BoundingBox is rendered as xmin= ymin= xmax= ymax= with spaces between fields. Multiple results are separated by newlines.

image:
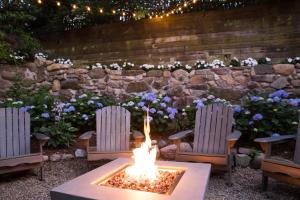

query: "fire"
xmin=125 ymin=111 xmax=158 ymax=182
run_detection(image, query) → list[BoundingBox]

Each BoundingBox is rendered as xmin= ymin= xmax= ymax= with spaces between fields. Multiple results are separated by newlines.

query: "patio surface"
xmin=0 ymin=159 xmax=299 ymax=200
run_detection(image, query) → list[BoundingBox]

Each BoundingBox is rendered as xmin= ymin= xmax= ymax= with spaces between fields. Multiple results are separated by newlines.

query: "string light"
xmin=184 ymin=2 xmax=187 ymax=7
xmin=112 ymin=10 xmax=116 ymax=14
xmin=99 ymin=8 xmax=103 ymax=13
xmin=37 ymin=0 xmax=42 ymax=4
xmin=86 ymin=6 xmax=91 ymax=12
xmin=122 ymin=12 xmax=126 ymax=16
xmin=56 ymin=1 xmax=61 ymax=7
xmin=193 ymin=0 xmax=197 ymax=3
xmin=133 ymin=13 xmax=136 ymax=17
xmin=72 ymin=4 xmax=77 ymax=10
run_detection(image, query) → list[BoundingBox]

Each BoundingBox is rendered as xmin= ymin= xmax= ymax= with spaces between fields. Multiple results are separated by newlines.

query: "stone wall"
xmin=39 ymin=0 xmax=300 ymax=66
xmin=1 ymin=60 xmax=300 ymax=103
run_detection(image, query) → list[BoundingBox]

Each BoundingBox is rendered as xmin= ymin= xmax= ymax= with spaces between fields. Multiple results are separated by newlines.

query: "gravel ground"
xmin=0 ymin=159 xmax=299 ymax=200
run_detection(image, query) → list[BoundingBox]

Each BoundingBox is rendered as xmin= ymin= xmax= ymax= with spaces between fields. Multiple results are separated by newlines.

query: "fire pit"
xmin=51 ymin=112 xmax=211 ymax=200
xmin=51 ymin=158 xmax=211 ymax=200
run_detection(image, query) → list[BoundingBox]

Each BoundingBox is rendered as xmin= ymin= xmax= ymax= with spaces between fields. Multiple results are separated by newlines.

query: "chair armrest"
xmin=254 ymin=135 xmax=296 ymax=143
xmin=79 ymin=131 xmax=95 ymax=140
xmin=168 ymin=130 xmax=193 ymax=141
xmin=227 ymin=130 xmax=241 ymax=141
xmin=34 ymin=133 xmax=50 ymax=141
xmin=254 ymin=134 xmax=296 ymax=157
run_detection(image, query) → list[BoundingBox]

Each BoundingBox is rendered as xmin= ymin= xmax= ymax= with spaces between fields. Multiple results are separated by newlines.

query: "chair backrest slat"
xmin=96 ymin=106 xmax=131 ymax=152
xmin=193 ymin=104 xmax=233 ymax=155
xmin=0 ymin=108 xmax=31 ymax=158
xmin=294 ymin=119 xmax=300 ymax=164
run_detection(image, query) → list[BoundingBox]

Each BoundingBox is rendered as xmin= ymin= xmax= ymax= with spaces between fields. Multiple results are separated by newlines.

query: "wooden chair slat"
xmin=120 ymin=107 xmax=126 ymax=151
xmin=219 ymin=106 xmax=229 ymax=155
xmin=193 ymin=107 xmax=202 ymax=153
xmin=207 ymin=104 xmax=218 ymax=154
xmin=294 ymin=119 xmax=300 ymax=164
xmin=0 ymin=109 xmax=6 ymax=158
xmin=195 ymin=106 xmax=207 ymax=152
xmin=110 ymin=106 xmax=116 ymax=152
xmin=96 ymin=109 xmax=101 ymax=152
xmin=115 ymin=106 xmax=121 ymax=151
xmin=12 ymin=108 xmax=20 ymax=156
xmin=18 ymin=110 xmax=26 ymax=155
xmin=24 ymin=112 xmax=31 ymax=154
xmin=125 ymin=109 xmax=130 ymax=150
xmin=6 ymin=108 xmax=13 ymax=157
xmin=202 ymin=104 xmax=213 ymax=154
xmin=213 ymin=104 xmax=224 ymax=154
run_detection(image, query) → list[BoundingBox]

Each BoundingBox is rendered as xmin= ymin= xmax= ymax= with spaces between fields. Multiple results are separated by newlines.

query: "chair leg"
xmin=262 ymin=174 xmax=268 ymax=191
xmin=39 ymin=165 xmax=44 ymax=181
xmin=226 ymin=155 xmax=233 ymax=186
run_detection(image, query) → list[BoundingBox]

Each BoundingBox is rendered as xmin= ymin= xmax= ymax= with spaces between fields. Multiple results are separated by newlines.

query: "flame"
xmin=125 ymin=111 xmax=158 ymax=182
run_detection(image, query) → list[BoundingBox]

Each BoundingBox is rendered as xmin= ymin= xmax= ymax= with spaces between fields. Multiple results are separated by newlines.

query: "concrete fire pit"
xmin=51 ymin=158 xmax=211 ymax=200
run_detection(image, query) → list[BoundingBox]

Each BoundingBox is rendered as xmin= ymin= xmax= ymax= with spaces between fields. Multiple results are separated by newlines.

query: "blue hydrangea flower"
xmin=267 ymin=98 xmax=274 ymax=103
xmin=233 ymin=105 xmax=241 ymax=113
xmin=248 ymin=121 xmax=254 ymax=125
xmin=160 ymin=103 xmax=167 ymax=108
xmin=169 ymin=114 xmax=175 ymax=119
xmin=82 ymin=114 xmax=88 ymax=121
xmin=87 ymin=100 xmax=94 ymax=105
xmin=195 ymin=100 xmax=204 ymax=109
xmin=55 ymin=115 xmax=61 ymax=121
xmin=253 ymin=113 xmax=263 ymax=121
xmin=269 ymin=90 xmax=288 ymax=98
xmin=157 ymin=110 xmax=164 ymax=115
xmin=250 ymin=96 xmax=263 ymax=102
xmin=288 ymin=99 xmax=300 ymax=107
xmin=65 ymin=103 xmax=71 ymax=107
xmin=41 ymin=112 xmax=50 ymax=119
xmin=142 ymin=92 xmax=157 ymax=102
xmin=96 ymin=102 xmax=103 ymax=108
xmin=149 ymin=108 xmax=156 ymax=114
xmin=273 ymin=96 xmax=281 ymax=103
xmin=138 ymin=102 xmax=145 ymax=107
xmin=163 ymin=96 xmax=171 ymax=103
xmin=142 ymin=106 xmax=149 ymax=112
xmin=64 ymin=106 xmax=75 ymax=113
xmin=20 ymin=106 xmax=32 ymax=112
xmin=166 ymin=107 xmax=178 ymax=115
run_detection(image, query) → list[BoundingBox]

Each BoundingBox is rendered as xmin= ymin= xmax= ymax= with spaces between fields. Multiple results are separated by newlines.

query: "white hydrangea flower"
xmin=241 ymin=58 xmax=258 ymax=67
xmin=287 ymin=58 xmax=293 ymax=63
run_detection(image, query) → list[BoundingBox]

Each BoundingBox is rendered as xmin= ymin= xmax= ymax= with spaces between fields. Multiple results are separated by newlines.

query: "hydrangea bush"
xmin=121 ymin=92 xmax=178 ymax=135
xmin=234 ymin=90 xmax=299 ymax=142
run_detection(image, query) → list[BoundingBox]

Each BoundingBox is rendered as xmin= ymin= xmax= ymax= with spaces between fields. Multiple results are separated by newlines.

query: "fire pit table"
xmin=51 ymin=158 xmax=211 ymax=200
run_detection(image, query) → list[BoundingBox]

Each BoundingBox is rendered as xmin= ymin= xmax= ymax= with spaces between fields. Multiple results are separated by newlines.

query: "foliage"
xmin=122 ymin=92 xmax=178 ymax=135
xmin=234 ymin=90 xmax=299 ymax=142
xmin=258 ymin=57 xmax=272 ymax=65
xmin=229 ymin=57 xmax=241 ymax=67
xmin=62 ymin=94 xmax=115 ymax=132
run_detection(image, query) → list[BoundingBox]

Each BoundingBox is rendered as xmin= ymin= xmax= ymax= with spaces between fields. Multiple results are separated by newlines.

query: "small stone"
xmin=24 ymin=68 xmax=37 ymax=80
xmin=250 ymin=153 xmax=265 ymax=169
xmin=75 ymin=149 xmax=86 ymax=158
xmin=253 ymin=64 xmax=274 ymax=75
xmin=236 ymin=154 xmax=251 ymax=168
xmin=157 ymin=139 xmax=168 ymax=148
xmin=189 ymin=75 xmax=206 ymax=85
xmin=146 ymin=70 xmax=163 ymax=77
xmin=1 ymin=70 xmax=17 ymax=81
xmin=167 ymin=85 xmax=184 ymax=96
xmin=61 ymin=153 xmax=74 ymax=160
xmin=172 ymin=69 xmax=190 ymax=82
xmin=273 ymin=64 xmax=295 ymax=76
xmin=271 ymin=77 xmax=289 ymax=89
xmin=247 ymin=81 xmax=260 ymax=89
xmin=126 ymin=81 xmax=149 ymax=93
xmin=43 ymin=155 xmax=49 ymax=161
xmin=122 ymin=70 xmax=145 ymax=76
xmin=238 ymin=147 xmax=251 ymax=155
xmin=163 ymin=71 xmax=171 ymax=77
xmin=211 ymin=68 xmax=229 ymax=75
xmin=61 ymin=79 xmax=81 ymax=90
xmin=89 ymin=68 xmax=106 ymax=79
xmin=52 ymin=80 xmax=61 ymax=92
xmin=47 ymin=63 xmax=69 ymax=72
xmin=50 ymin=153 xmax=61 ymax=162
xmin=291 ymin=80 xmax=300 ymax=87
xmin=252 ymin=75 xmax=274 ymax=83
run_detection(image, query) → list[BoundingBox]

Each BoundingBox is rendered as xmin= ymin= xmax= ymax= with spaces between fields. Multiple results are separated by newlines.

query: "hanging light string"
xmin=33 ymin=0 xmax=249 ymax=21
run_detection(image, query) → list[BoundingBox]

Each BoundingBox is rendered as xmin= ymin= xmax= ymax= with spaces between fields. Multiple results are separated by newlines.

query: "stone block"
xmin=61 ymin=79 xmax=81 ymax=90
xmin=236 ymin=154 xmax=251 ymax=168
xmin=291 ymin=80 xmax=300 ymax=87
xmin=126 ymin=81 xmax=149 ymax=93
xmin=273 ymin=64 xmax=295 ymax=76
xmin=253 ymin=64 xmax=274 ymax=75
xmin=146 ymin=70 xmax=163 ymax=77
xmin=122 ymin=70 xmax=145 ymax=76
xmin=252 ymin=75 xmax=275 ymax=83
xmin=271 ymin=77 xmax=289 ymax=89
xmin=89 ymin=68 xmax=106 ymax=79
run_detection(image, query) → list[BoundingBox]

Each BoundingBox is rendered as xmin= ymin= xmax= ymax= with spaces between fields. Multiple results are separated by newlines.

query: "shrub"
xmin=234 ymin=90 xmax=299 ymax=142
xmin=229 ymin=57 xmax=241 ymax=67
xmin=122 ymin=92 xmax=179 ymax=135
xmin=258 ymin=57 xmax=272 ymax=65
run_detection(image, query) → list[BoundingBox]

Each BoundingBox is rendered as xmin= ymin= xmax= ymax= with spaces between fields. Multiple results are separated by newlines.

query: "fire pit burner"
xmin=99 ymin=166 xmax=184 ymax=194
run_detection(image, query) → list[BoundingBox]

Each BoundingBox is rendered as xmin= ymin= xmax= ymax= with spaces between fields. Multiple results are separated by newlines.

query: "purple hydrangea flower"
xmin=168 ymin=114 xmax=175 ymax=119
xmin=269 ymin=90 xmax=288 ymax=98
xmin=142 ymin=106 xmax=149 ymax=112
xmin=64 ymin=106 xmax=75 ymax=113
xmin=142 ymin=92 xmax=157 ymax=102
xmin=233 ymin=105 xmax=241 ymax=113
xmin=82 ymin=114 xmax=88 ymax=121
xmin=195 ymin=100 xmax=204 ymax=109
xmin=288 ymin=99 xmax=300 ymax=107
xmin=149 ymin=108 xmax=156 ymax=114
xmin=248 ymin=121 xmax=254 ymax=125
xmin=160 ymin=103 xmax=167 ymax=108
xmin=96 ymin=103 xmax=103 ymax=108
xmin=250 ymin=96 xmax=262 ymax=102
xmin=163 ymin=96 xmax=171 ymax=103
xmin=138 ymin=102 xmax=145 ymax=107
xmin=41 ymin=112 xmax=50 ymax=119
xmin=273 ymin=96 xmax=281 ymax=103
xmin=166 ymin=107 xmax=177 ymax=115
xmin=157 ymin=110 xmax=164 ymax=115
xmin=20 ymin=106 xmax=32 ymax=112
xmin=253 ymin=113 xmax=263 ymax=121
